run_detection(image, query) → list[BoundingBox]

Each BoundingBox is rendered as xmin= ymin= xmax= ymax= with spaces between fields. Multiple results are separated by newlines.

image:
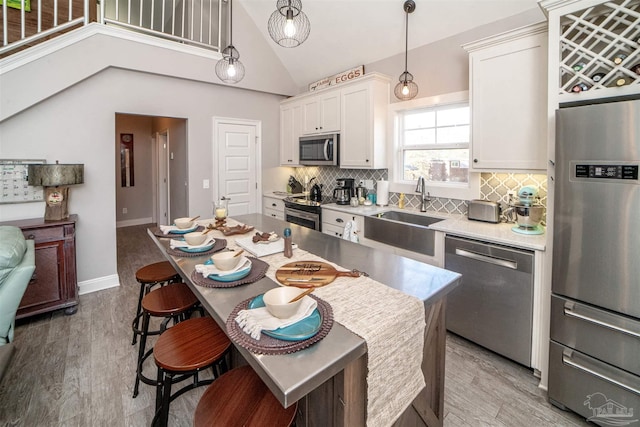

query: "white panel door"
xmin=216 ymin=122 xmax=258 ymax=216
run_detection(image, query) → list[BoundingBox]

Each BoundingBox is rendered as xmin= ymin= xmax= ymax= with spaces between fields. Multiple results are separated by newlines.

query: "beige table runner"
xmin=203 ymin=220 xmax=426 ymax=427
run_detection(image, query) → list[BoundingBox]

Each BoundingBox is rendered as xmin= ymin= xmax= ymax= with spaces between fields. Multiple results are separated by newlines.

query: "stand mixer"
xmin=505 ymin=186 xmax=545 ymax=235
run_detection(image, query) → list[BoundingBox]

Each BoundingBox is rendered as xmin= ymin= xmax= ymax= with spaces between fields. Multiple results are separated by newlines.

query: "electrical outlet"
xmin=203 ymin=179 xmax=210 ymax=189
xmin=122 ymin=208 xmax=127 ymax=214
xmin=364 ymin=180 xmax=374 ymax=190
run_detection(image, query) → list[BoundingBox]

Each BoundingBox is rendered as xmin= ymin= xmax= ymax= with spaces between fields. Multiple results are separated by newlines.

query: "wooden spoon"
xmin=189 ymin=215 xmax=201 ymax=222
xmin=288 ymin=288 xmax=314 ymax=303
xmin=233 ymin=249 xmax=245 ymax=258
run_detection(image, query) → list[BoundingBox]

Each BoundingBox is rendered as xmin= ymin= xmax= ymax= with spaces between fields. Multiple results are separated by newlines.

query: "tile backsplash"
xmin=290 ymin=168 xmax=547 ymax=217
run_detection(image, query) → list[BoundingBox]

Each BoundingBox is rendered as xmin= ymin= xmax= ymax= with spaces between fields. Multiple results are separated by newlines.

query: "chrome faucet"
xmin=415 ymin=176 xmax=430 ymax=212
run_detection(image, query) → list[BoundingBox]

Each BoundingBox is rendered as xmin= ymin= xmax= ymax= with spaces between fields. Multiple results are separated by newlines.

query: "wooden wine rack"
xmin=556 ymin=0 xmax=640 ymax=101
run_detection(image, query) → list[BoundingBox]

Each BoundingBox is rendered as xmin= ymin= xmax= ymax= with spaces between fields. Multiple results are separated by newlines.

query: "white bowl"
xmin=263 ymin=287 xmax=306 ymax=319
xmin=184 ymin=231 xmax=206 ymax=246
xmin=174 ymin=217 xmax=194 ymax=229
xmin=211 ymin=251 xmax=242 ymax=271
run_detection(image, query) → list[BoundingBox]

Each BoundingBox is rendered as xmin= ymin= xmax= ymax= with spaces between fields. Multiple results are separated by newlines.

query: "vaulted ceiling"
xmin=239 ymin=0 xmax=542 ymax=88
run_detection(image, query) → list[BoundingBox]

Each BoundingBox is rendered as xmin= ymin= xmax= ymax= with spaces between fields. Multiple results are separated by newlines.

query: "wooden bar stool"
xmin=132 ymin=261 xmax=181 ymax=345
xmin=132 ymin=282 xmax=202 ymax=398
xmin=194 ymin=365 xmax=297 ymax=427
xmin=153 ymin=316 xmax=231 ymax=427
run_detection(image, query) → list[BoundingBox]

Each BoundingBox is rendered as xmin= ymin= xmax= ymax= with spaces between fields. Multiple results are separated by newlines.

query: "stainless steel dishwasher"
xmin=444 ymin=235 xmax=534 ymax=367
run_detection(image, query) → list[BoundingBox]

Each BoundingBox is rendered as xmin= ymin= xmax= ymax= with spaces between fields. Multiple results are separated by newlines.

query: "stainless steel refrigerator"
xmin=549 ymin=99 xmax=640 ymax=425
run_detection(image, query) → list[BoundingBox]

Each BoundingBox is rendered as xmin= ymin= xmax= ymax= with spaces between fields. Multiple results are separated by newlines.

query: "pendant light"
xmin=216 ymin=0 xmax=245 ymax=84
xmin=394 ymin=0 xmax=418 ymax=100
xmin=268 ymin=0 xmax=311 ymax=48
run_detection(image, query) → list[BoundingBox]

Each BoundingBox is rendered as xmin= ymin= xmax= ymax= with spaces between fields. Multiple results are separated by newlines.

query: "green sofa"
xmin=0 ymin=226 xmax=35 ymax=381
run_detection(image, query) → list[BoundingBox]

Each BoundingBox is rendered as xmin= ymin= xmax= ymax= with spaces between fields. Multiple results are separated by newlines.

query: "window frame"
xmin=388 ymin=91 xmax=480 ymax=200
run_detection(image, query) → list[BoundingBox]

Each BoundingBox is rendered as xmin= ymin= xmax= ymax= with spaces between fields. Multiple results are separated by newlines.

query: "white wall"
xmin=0 ymin=64 xmax=284 ymax=291
xmin=360 ymin=8 xmax=546 ymax=100
xmin=115 ymin=114 xmax=155 ymax=224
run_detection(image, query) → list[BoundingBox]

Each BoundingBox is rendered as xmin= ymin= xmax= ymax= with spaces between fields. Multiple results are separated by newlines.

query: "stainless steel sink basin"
xmin=364 ymin=211 xmax=444 ymax=256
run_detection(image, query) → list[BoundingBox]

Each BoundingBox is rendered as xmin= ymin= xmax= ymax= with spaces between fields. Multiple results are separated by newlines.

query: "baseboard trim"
xmin=78 ymin=274 xmax=120 ymax=295
xmin=116 ymin=217 xmax=154 ymax=228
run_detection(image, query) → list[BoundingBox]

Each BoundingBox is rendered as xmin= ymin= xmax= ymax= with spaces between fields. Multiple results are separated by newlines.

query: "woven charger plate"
xmin=191 ymin=257 xmax=268 ymax=288
xmin=150 ymin=225 xmax=205 ymax=238
xmin=226 ymin=295 xmax=333 ymax=355
xmin=166 ymin=238 xmax=227 ymax=257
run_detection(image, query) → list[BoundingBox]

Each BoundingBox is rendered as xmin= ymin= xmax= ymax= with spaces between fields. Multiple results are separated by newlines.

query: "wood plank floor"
xmin=0 ymin=224 xmax=590 ymax=426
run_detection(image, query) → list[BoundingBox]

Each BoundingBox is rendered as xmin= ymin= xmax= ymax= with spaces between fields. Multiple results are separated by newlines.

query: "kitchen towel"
xmin=195 ymin=257 xmax=250 ymax=277
xmin=376 ymin=180 xmax=389 ymax=206
xmin=235 ymin=297 xmax=317 ymax=340
xmin=342 ymin=219 xmax=359 ymax=243
xmin=235 ymin=235 xmax=298 ymax=258
xmin=170 ymin=236 xmax=214 ymax=249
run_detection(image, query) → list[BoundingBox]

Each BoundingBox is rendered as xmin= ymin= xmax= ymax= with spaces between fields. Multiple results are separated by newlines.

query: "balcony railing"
xmin=1 ymin=0 xmax=226 ymax=57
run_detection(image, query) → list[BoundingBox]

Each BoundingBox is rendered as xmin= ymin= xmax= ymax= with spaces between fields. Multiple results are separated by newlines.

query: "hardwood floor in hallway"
xmin=0 ymin=223 xmax=590 ymax=426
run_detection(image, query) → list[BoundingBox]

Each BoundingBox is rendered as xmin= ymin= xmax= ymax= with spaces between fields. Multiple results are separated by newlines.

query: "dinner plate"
xmin=169 ymin=224 xmax=198 ymax=234
xmin=204 ymin=259 xmax=252 ymax=282
xmin=178 ymin=241 xmax=215 ymax=253
xmin=248 ymin=294 xmax=322 ymax=341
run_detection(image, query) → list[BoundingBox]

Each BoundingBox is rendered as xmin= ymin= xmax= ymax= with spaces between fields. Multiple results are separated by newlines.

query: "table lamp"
xmin=28 ymin=161 xmax=84 ymax=221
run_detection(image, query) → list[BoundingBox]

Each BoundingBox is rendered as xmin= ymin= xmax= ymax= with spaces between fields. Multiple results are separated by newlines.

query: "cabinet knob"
xmin=366 ymin=159 xmax=369 ymax=162
xmin=549 ymin=159 xmax=555 ymax=166
xmin=272 ymin=203 xmax=277 ymax=207
xmin=473 ymin=159 xmax=478 ymax=163
xmin=28 ymin=234 xmax=35 ymax=240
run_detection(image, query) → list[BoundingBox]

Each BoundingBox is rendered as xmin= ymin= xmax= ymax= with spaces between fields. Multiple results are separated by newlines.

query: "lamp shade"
xmin=28 ymin=164 xmax=84 ymax=187
xmin=268 ymin=0 xmax=311 ymax=48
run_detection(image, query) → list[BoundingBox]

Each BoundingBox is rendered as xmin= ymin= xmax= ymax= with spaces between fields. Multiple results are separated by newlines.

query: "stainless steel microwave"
xmin=299 ymin=134 xmax=339 ymax=166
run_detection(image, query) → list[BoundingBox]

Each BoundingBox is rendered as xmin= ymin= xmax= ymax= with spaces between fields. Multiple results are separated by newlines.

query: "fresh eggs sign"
xmin=308 ymin=66 xmax=364 ymax=92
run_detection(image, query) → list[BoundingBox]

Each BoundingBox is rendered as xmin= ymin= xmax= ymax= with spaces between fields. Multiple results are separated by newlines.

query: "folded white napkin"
xmin=235 ymin=297 xmax=317 ymax=340
xmin=195 ymin=257 xmax=250 ymax=277
xmin=160 ymin=224 xmax=196 ymax=234
xmin=170 ymin=236 xmax=214 ymax=249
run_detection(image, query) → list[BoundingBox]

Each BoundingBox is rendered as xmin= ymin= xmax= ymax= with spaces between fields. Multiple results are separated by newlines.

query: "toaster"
xmin=467 ymin=200 xmax=501 ymax=223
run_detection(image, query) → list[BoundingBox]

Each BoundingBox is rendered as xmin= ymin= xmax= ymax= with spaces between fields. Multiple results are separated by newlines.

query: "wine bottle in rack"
xmin=572 ymin=62 xmax=586 ymax=72
xmin=613 ymin=54 xmax=627 ymax=65
xmin=591 ymin=72 xmax=606 ymax=83
xmin=632 ymin=63 xmax=640 ymax=76
xmin=571 ymin=82 xmax=590 ymax=93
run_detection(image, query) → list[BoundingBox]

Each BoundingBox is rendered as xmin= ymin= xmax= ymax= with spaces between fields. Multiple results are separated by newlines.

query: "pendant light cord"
xmin=404 ymin=9 xmax=408 ymax=74
xmin=229 ymin=0 xmax=233 ymax=46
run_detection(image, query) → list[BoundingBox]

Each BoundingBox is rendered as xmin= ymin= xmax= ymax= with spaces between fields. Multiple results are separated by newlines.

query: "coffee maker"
xmin=333 ymin=178 xmax=355 ymax=205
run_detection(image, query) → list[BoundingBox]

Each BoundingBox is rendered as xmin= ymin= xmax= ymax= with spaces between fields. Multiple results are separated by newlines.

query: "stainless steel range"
xmin=283 ymin=197 xmax=324 ymax=231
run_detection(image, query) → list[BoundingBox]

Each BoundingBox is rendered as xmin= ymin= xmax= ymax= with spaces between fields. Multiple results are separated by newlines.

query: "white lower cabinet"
xmin=321 ymin=209 xmax=364 ymax=239
xmin=263 ymin=196 xmax=284 ymax=220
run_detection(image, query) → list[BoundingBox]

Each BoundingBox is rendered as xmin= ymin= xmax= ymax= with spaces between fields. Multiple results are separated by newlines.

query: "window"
xmin=399 ymin=103 xmax=470 ymax=184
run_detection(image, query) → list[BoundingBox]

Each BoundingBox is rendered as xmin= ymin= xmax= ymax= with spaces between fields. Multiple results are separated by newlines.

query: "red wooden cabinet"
xmin=1 ymin=215 xmax=78 ymax=319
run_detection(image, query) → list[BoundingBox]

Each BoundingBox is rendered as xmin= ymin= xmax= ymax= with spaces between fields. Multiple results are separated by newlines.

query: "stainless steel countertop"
xmin=148 ymin=214 xmax=461 ymax=408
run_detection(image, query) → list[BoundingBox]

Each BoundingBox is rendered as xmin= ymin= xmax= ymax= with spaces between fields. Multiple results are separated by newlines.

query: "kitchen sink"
xmin=364 ymin=211 xmax=444 ymax=256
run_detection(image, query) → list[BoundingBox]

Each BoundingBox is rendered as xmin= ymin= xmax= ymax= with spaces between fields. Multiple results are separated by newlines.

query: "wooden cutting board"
xmin=275 ymin=261 xmax=366 ymax=288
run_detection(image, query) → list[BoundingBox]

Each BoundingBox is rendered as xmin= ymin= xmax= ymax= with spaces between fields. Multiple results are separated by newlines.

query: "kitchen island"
xmin=149 ymin=214 xmax=461 ymax=427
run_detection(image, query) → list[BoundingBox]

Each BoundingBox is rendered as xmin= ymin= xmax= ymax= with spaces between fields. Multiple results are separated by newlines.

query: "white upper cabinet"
xmin=302 ymin=92 xmax=341 ymax=135
xmin=340 ymin=75 xmax=390 ymax=169
xmin=279 ymin=72 xmax=390 ymax=169
xmin=280 ymin=100 xmax=302 ymax=166
xmin=464 ymin=22 xmax=548 ymax=172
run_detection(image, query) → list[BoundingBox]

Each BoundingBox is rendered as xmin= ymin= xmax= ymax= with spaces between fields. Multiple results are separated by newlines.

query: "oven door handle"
xmin=285 ymin=207 xmax=318 ymax=222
